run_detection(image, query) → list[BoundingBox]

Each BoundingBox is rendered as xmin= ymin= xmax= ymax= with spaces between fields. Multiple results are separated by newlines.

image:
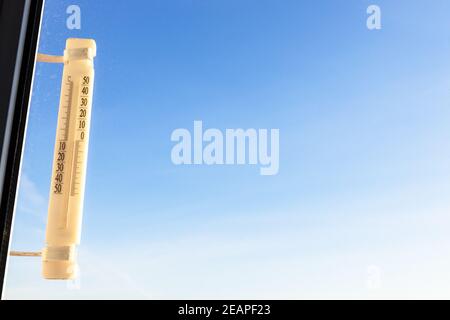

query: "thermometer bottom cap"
xmin=42 ymin=245 xmax=77 ymax=280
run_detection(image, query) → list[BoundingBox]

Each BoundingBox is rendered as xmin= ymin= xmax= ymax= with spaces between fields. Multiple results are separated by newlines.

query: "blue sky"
xmin=4 ymin=0 xmax=450 ymax=299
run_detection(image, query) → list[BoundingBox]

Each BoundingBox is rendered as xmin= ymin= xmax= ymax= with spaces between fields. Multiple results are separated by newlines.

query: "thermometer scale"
xmin=42 ymin=38 xmax=96 ymax=279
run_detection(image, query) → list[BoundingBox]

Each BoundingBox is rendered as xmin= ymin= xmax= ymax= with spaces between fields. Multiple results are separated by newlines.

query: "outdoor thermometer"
xmin=10 ymin=38 xmax=97 ymax=280
xmin=41 ymin=38 xmax=96 ymax=279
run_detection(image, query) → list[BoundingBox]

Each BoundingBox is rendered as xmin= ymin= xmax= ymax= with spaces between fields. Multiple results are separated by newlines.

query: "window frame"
xmin=0 ymin=0 xmax=44 ymax=298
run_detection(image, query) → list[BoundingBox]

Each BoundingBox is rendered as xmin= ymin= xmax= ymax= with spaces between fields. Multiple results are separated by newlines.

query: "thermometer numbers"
xmin=54 ymin=141 xmax=66 ymax=194
xmin=53 ymin=74 xmax=91 ymax=197
xmin=78 ymin=75 xmax=90 ymax=140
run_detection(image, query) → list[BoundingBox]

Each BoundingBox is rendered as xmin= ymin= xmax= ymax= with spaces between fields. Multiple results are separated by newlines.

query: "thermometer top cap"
xmin=65 ymin=38 xmax=96 ymax=61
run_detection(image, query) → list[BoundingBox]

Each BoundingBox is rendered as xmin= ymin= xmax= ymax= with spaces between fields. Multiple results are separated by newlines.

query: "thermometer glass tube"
xmin=42 ymin=38 xmax=96 ymax=279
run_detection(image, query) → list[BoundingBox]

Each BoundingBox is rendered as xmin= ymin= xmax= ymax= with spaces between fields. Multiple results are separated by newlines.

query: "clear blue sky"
xmin=4 ymin=0 xmax=450 ymax=299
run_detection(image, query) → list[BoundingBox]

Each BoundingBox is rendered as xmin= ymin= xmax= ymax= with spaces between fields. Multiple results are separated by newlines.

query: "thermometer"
xmin=42 ymin=38 xmax=96 ymax=279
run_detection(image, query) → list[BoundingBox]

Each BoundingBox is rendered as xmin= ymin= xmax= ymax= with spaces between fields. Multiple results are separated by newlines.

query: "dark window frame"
xmin=0 ymin=0 xmax=44 ymax=298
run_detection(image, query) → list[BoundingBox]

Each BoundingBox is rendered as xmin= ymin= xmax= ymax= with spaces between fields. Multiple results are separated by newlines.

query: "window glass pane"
xmin=4 ymin=0 xmax=450 ymax=299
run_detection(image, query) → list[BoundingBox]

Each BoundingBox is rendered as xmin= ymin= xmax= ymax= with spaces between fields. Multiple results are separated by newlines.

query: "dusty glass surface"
xmin=4 ymin=0 xmax=450 ymax=299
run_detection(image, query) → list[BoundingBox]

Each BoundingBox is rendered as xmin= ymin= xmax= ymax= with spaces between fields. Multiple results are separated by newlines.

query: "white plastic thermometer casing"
xmin=43 ymin=38 xmax=96 ymax=279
